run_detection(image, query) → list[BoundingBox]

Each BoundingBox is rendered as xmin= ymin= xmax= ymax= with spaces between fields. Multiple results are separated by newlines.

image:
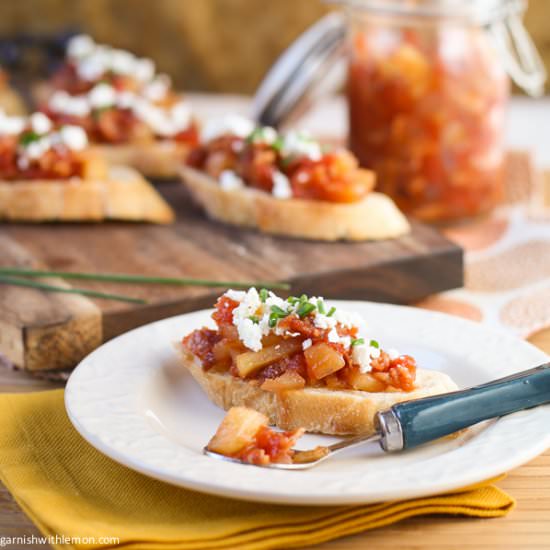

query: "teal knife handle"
xmin=392 ymin=363 xmax=550 ymax=450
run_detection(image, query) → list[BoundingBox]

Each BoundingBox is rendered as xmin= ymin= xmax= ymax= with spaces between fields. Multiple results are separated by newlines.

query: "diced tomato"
xmin=288 ymin=152 xmax=374 ymax=203
xmin=211 ymin=296 xmax=239 ymax=327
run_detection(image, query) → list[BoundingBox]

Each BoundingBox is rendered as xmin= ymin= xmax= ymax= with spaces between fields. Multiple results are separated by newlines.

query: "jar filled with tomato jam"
xmin=345 ymin=0 xmax=545 ymax=221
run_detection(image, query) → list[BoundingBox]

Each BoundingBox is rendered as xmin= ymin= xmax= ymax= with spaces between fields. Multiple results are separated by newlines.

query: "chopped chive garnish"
xmin=299 ymin=294 xmax=308 ymax=302
xmin=327 ymin=306 xmax=336 ymax=317
xmin=272 ymin=135 xmax=284 ymax=152
xmin=246 ymin=127 xmax=264 ymax=143
xmin=19 ymin=131 xmax=41 ymax=146
xmin=268 ymin=313 xmax=278 ymax=328
xmin=259 ymin=288 xmax=268 ymax=302
xmin=351 ymin=338 xmax=365 ymax=347
xmin=248 ymin=315 xmax=260 ymax=324
xmin=316 ymin=299 xmax=326 ymax=314
xmin=297 ymin=302 xmax=316 ymax=318
xmin=270 ymin=305 xmax=288 ymax=316
xmin=287 ymin=296 xmax=300 ymax=305
xmin=369 ymin=339 xmax=379 ymax=349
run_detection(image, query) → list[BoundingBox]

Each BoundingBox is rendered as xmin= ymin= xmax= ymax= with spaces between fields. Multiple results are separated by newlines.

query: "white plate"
xmin=65 ymin=301 xmax=550 ymax=505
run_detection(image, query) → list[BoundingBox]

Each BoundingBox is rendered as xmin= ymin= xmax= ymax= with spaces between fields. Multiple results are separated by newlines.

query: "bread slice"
xmin=179 ymin=345 xmax=458 ymax=435
xmin=180 ymin=166 xmax=410 ymax=241
xmin=0 ymin=165 xmax=174 ymax=223
xmin=92 ymin=142 xmax=190 ymax=179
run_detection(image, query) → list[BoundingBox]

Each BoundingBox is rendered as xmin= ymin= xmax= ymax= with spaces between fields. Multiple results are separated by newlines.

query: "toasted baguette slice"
xmin=179 ymin=345 xmax=458 ymax=435
xmin=92 ymin=142 xmax=191 ymax=179
xmin=180 ymin=166 xmax=410 ymax=241
xmin=0 ymin=165 xmax=174 ymax=223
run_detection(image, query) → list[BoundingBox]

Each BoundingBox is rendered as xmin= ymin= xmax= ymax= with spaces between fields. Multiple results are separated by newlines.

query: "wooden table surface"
xmin=1 ymin=96 xmax=550 ymax=547
xmin=0 ymin=328 xmax=549 ymax=549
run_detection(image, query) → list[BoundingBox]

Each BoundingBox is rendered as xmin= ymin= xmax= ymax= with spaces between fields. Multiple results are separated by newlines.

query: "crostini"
xmin=0 ymin=110 xmax=174 ymax=223
xmin=180 ymin=115 xmax=410 ymax=241
xmin=37 ymin=34 xmax=198 ymax=178
xmin=178 ymin=289 xmax=457 ymax=435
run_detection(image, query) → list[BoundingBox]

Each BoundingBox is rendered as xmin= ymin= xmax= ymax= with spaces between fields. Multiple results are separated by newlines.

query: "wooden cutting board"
xmin=0 ymin=181 xmax=462 ymax=372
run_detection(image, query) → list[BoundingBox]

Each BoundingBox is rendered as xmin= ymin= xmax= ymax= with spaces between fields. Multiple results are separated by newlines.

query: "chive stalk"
xmin=0 ymin=275 xmax=146 ymax=304
xmin=0 ymin=267 xmax=289 ymax=290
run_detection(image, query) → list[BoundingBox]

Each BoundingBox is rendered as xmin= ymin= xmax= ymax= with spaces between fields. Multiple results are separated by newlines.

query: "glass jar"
xmin=345 ymin=0 xmax=544 ymax=221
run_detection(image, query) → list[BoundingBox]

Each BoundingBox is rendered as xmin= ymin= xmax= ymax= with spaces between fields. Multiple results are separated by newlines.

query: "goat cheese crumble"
xmin=201 ymin=114 xmax=255 ymax=143
xmin=66 ymin=34 xmax=156 ymax=83
xmin=223 ymin=289 xmax=400 ymax=373
xmin=271 ymin=170 xmax=292 ymax=199
xmin=48 ymin=83 xmax=192 ymax=138
xmin=219 ymin=170 xmax=244 ymax=191
xmin=280 ymin=130 xmax=322 ymax=161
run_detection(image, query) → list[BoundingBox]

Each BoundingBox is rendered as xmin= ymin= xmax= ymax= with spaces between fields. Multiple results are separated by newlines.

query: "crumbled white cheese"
xmin=49 ymin=91 xmax=91 ymax=118
xmin=248 ymin=126 xmax=278 ymax=145
xmin=220 ymin=288 xmax=378 ymax=359
xmin=78 ymin=54 xmax=107 ymax=81
xmin=66 ymin=34 xmax=157 ymax=83
xmin=30 ymin=112 xmax=52 ymax=134
xmin=23 ymin=137 xmax=52 ymax=160
xmin=116 ymin=91 xmax=136 ymax=110
xmin=225 ymin=289 xmax=247 ymax=302
xmin=352 ymin=344 xmax=372 ymax=374
xmin=369 ymin=346 xmax=381 ymax=359
xmin=281 ymin=130 xmax=322 ymax=160
xmin=313 ymin=314 xmax=337 ymax=330
xmin=219 ymin=170 xmax=244 ymax=191
xmin=134 ymin=58 xmax=156 ymax=82
xmin=201 ymin=114 xmax=254 ymax=143
xmin=60 ymin=125 xmax=88 ymax=150
xmin=88 ymin=83 xmax=117 ymax=109
xmin=387 ymin=348 xmax=400 ymax=360
xmin=111 ymin=49 xmax=137 ymax=75
xmin=237 ymin=317 xmax=264 ymax=352
xmin=143 ymin=75 xmax=171 ymax=102
xmin=171 ymin=101 xmax=192 ymax=129
xmin=49 ymin=83 xmax=191 ymax=138
xmin=0 ymin=111 xmax=26 ymax=135
xmin=231 ymin=287 xmax=266 ymax=351
xmin=66 ymin=34 xmax=95 ymax=59
xmin=271 ymin=170 xmax=292 ymax=199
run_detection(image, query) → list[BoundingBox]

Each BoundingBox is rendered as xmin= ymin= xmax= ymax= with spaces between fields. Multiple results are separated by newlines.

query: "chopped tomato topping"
xmin=0 ymin=135 xmax=87 ymax=180
xmin=186 ymin=138 xmax=373 ymax=203
xmin=211 ymin=295 xmax=239 ymax=327
xmin=239 ymin=425 xmax=304 ymax=465
xmin=182 ymin=298 xmax=417 ymax=393
xmin=287 ymin=152 xmax=374 ymax=202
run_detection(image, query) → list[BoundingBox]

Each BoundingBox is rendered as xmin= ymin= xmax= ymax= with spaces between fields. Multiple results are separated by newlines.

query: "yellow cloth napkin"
xmin=0 ymin=390 xmax=514 ymax=550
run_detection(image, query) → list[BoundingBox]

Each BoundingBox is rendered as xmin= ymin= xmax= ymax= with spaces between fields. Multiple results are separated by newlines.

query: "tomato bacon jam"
xmin=186 ymin=115 xmax=375 ymax=203
xmin=183 ymin=288 xmax=417 ymax=393
xmin=347 ymin=25 xmax=509 ymax=221
xmin=42 ymin=34 xmax=198 ymax=147
xmin=0 ymin=111 xmax=92 ymax=181
xmin=207 ymin=406 xmax=304 ymax=466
